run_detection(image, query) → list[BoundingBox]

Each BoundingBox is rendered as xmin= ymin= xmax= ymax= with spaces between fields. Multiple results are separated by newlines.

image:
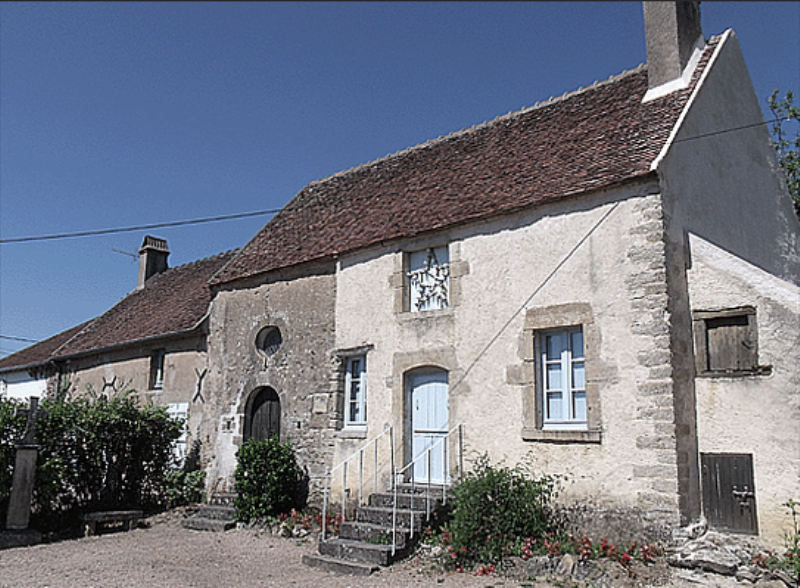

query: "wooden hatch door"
xmin=701 ymin=453 xmax=758 ymax=535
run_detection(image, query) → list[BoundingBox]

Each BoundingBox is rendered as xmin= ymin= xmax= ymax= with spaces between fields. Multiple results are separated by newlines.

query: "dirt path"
xmin=0 ymin=512 xmax=744 ymax=588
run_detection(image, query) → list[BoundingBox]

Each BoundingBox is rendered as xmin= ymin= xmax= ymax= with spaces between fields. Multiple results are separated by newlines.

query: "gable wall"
xmin=333 ymin=180 xmax=684 ymax=542
xmin=658 ymin=31 xmax=800 ymax=546
xmin=203 ymin=264 xmax=337 ymax=500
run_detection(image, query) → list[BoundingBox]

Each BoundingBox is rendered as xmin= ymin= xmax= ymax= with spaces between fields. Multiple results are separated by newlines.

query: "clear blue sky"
xmin=1 ymin=1 xmax=798 ymax=358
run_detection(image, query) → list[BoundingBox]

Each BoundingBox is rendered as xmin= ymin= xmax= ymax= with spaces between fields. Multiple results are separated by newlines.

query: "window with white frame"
xmin=150 ymin=349 xmax=165 ymax=390
xmin=345 ymin=355 xmax=366 ymax=427
xmin=407 ymin=246 xmax=450 ymax=312
xmin=540 ymin=328 xmax=586 ymax=430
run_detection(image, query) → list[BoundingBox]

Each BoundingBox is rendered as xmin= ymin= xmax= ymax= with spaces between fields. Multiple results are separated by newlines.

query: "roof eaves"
xmin=51 ymin=325 xmax=205 ymax=363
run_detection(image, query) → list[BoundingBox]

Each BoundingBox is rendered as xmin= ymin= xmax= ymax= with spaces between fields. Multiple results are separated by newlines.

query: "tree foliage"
xmin=768 ymin=89 xmax=800 ymax=219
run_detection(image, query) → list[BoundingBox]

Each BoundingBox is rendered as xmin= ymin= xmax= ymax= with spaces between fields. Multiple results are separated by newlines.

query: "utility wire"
xmin=671 ymin=117 xmax=790 ymax=145
xmin=0 ymin=118 xmax=791 ymax=245
xmin=0 ymin=209 xmax=280 ymax=244
xmin=0 ymin=335 xmax=40 ymax=343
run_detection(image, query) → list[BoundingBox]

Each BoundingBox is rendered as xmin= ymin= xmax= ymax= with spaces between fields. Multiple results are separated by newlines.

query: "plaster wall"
xmin=0 ymin=371 xmax=48 ymax=402
xmin=334 ymin=181 xmax=683 ymax=538
xmin=658 ymin=31 xmax=800 ymax=547
xmin=59 ymin=337 xmax=208 ymax=462
xmin=203 ymin=265 xmax=337 ymax=500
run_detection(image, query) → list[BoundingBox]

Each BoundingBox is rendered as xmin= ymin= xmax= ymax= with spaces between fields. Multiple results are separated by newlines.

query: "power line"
xmin=0 ymin=209 xmax=280 ymax=244
xmin=0 ymin=335 xmax=40 ymax=343
xmin=671 ymin=117 xmax=789 ymax=145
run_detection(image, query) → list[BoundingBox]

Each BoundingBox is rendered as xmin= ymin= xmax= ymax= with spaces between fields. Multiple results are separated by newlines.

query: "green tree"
xmin=768 ymin=89 xmax=800 ymax=219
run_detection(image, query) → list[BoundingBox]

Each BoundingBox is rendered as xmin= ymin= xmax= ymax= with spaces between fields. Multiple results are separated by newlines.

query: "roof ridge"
xmin=142 ymin=247 xmax=239 ymax=286
xmin=302 ymin=64 xmax=649 ymax=191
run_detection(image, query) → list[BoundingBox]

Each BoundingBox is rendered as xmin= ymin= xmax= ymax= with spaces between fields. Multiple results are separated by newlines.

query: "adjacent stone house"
xmin=203 ymin=2 xmax=799 ymax=547
xmin=0 ymin=236 xmax=236 ymax=464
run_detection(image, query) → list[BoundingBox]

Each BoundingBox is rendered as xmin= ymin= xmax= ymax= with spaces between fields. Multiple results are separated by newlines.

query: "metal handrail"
xmin=321 ymin=426 xmax=394 ymax=541
xmin=391 ymin=423 xmax=463 ymax=555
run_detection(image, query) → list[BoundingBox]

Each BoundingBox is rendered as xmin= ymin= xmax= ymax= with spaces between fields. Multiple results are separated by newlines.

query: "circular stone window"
xmin=255 ymin=326 xmax=282 ymax=356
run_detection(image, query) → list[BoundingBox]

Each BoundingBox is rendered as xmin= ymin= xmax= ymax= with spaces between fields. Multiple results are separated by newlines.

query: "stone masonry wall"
xmin=202 ymin=263 xmax=337 ymax=504
xmin=626 ymin=193 xmax=683 ymax=528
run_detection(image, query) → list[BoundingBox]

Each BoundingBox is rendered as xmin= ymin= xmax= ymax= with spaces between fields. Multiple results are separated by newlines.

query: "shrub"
xmin=234 ymin=437 xmax=307 ymax=522
xmin=442 ymin=454 xmax=560 ymax=567
xmin=164 ymin=468 xmax=206 ymax=509
xmin=1 ymin=390 xmax=183 ymax=532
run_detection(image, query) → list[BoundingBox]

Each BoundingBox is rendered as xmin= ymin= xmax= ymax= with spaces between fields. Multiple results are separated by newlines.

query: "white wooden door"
xmin=410 ymin=371 xmax=449 ymax=484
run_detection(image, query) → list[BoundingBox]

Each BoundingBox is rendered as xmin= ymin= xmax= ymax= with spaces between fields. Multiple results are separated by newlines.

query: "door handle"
xmin=732 ymin=486 xmax=755 ymax=507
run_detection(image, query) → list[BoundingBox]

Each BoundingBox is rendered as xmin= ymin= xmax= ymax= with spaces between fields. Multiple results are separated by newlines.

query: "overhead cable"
xmin=0 ymin=209 xmax=280 ymax=244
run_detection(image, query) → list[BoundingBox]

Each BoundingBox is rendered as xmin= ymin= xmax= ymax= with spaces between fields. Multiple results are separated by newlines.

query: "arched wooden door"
xmin=247 ymin=387 xmax=281 ymax=441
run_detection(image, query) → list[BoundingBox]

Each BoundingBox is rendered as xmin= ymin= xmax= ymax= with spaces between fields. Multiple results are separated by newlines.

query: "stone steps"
xmin=303 ymin=484 xmax=446 ymax=575
xmin=182 ymin=493 xmax=237 ymax=532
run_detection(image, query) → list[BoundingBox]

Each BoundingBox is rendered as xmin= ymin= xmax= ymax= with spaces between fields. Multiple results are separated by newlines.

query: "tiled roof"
xmin=212 ymin=38 xmax=718 ymax=286
xmin=52 ymin=250 xmax=237 ymax=357
xmin=0 ymin=322 xmax=89 ymax=372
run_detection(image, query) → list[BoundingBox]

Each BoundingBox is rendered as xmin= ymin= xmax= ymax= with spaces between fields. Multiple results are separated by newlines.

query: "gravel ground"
xmin=0 ymin=511 xmax=744 ymax=588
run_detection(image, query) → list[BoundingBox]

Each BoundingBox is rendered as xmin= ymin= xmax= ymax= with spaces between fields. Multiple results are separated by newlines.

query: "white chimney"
xmin=643 ymin=1 xmax=705 ymax=100
xmin=137 ymin=235 xmax=169 ymax=290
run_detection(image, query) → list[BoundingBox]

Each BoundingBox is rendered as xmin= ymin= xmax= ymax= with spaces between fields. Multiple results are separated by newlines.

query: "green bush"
xmin=163 ymin=440 xmax=206 ymax=509
xmin=442 ymin=454 xmax=560 ymax=567
xmin=1 ymin=390 xmax=183 ymax=532
xmin=164 ymin=468 xmax=206 ymax=509
xmin=234 ymin=437 xmax=307 ymax=522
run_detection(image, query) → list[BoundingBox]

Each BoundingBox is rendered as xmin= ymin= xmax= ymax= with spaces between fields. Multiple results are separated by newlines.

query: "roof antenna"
xmin=112 ymin=248 xmax=139 ymax=263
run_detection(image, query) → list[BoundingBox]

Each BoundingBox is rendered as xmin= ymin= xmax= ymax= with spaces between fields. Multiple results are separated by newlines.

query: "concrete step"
xmin=394 ymin=483 xmax=448 ymax=497
xmin=195 ymin=504 xmax=236 ymax=521
xmin=301 ymin=554 xmax=379 ymax=576
xmin=318 ymin=537 xmax=399 ymax=566
xmin=338 ymin=521 xmax=410 ymax=549
xmin=355 ymin=505 xmax=429 ymax=530
xmin=368 ymin=491 xmax=442 ymax=510
xmin=209 ymin=492 xmax=237 ymax=507
xmin=181 ymin=516 xmax=236 ymax=532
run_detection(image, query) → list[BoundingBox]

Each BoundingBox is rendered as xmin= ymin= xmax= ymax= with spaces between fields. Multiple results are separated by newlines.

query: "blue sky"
xmin=1 ymin=1 xmax=798 ymax=358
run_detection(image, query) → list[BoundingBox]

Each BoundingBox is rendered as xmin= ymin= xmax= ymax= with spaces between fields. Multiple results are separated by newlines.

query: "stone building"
xmin=3 ymin=2 xmax=797 ymax=549
xmin=203 ymin=2 xmax=799 ymax=546
xmin=0 ymin=236 xmax=236 ymax=464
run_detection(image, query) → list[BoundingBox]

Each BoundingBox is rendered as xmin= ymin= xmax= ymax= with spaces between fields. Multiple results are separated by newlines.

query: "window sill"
xmin=338 ymin=427 xmax=368 ymax=440
xmin=696 ymin=366 xmax=772 ymax=378
xmin=522 ymin=428 xmax=602 ymax=444
xmin=398 ymin=306 xmax=454 ymax=321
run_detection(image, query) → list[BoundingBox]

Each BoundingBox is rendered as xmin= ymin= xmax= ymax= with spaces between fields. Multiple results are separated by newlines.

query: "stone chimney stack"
xmin=137 ymin=235 xmax=170 ymax=290
xmin=643 ymin=1 xmax=704 ymax=90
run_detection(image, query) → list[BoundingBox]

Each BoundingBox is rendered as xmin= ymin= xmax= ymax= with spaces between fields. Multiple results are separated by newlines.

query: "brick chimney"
xmin=643 ymin=1 xmax=704 ymax=92
xmin=137 ymin=235 xmax=169 ymax=290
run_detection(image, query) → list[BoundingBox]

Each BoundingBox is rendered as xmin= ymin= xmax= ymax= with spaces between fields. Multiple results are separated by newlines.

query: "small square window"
xmin=693 ymin=307 xmax=769 ymax=376
xmin=345 ymin=355 xmax=367 ymax=427
xmin=407 ymin=246 xmax=449 ymax=312
xmin=150 ymin=349 xmax=165 ymax=390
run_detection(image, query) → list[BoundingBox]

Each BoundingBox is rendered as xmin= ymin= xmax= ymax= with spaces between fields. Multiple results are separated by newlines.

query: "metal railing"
xmin=321 ymin=426 xmax=394 ymax=541
xmin=391 ymin=423 xmax=463 ymax=555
